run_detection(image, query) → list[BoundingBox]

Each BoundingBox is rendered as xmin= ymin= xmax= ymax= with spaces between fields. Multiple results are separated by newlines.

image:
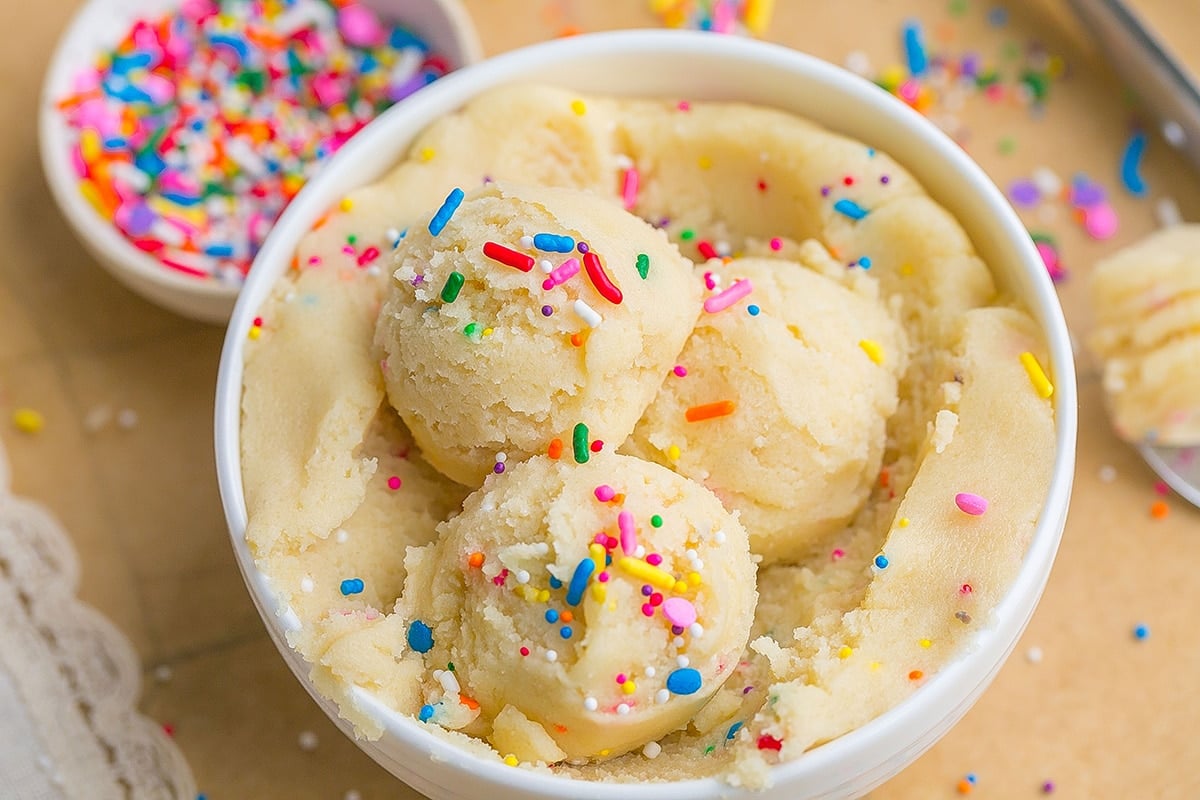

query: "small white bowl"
xmin=38 ymin=0 xmax=481 ymax=324
xmin=215 ymin=30 xmax=1077 ymax=800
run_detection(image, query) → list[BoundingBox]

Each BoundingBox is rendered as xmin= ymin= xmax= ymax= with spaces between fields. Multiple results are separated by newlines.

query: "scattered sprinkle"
xmin=1150 ymin=500 xmax=1169 ymax=519
xmin=572 ymin=423 xmax=590 ymax=464
xmin=1026 ymin=646 xmax=1043 ymax=664
xmin=407 ymin=620 xmax=434 ymax=653
xmin=483 ymin=241 xmax=534 ymax=272
xmin=833 ymin=198 xmax=869 ymax=220
xmin=1020 ymin=351 xmax=1054 ymax=398
xmin=859 ymin=339 xmax=884 ymax=365
xmin=666 ymin=667 xmax=702 ymax=695
xmin=339 ymin=578 xmax=364 ymax=596
xmin=954 ymin=492 xmax=989 ymax=516
xmin=1119 ymin=131 xmax=1147 ymax=196
xmin=1133 ymin=623 xmax=1150 ymax=641
xmin=573 ymin=298 xmax=603 ymax=328
xmin=12 ymin=408 xmax=45 ymax=434
xmin=429 ymin=188 xmax=465 ymax=236
xmin=685 ymin=400 xmax=736 ymax=423
xmin=297 ymin=730 xmax=319 ymax=751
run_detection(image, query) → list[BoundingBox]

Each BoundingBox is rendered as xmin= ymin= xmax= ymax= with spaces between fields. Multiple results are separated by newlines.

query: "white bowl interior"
xmin=38 ymin=0 xmax=482 ymax=324
xmin=215 ymin=30 xmax=1077 ymax=800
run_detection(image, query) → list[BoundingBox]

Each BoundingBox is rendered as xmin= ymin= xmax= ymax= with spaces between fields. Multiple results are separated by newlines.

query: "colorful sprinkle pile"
xmin=57 ymin=0 xmax=451 ymax=283
xmin=649 ymin=0 xmax=775 ymax=37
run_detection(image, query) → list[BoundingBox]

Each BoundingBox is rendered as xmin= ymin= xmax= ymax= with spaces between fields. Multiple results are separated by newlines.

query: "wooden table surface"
xmin=2 ymin=0 xmax=1198 ymax=797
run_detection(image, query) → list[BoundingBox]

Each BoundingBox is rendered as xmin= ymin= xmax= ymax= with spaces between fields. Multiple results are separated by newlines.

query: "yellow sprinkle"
xmin=12 ymin=408 xmax=45 ymax=434
xmin=1020 ymin=351 xmax=1054 ymax=399
xmin=898 ymin=517 xmax=910 ymax=528
xmin=859 ymin=339 xmax=884 ymax=365
xmin=537 ymin=589 xmax=550 ymax=603
xmin=622 ymin=680 xmax=637 ymax=695
xmin=879 ymin=64 xmax=907 ymax=92
xmin=589 ymin=542 xmax=607 ymax=574
xmin=649 ymin=0 xmax=680 ymax=11
xmin=1047 ymin=54 xmax=1067 ymax=78
xmin=607 ymin=601 xmax=617 ymax=611
xmin=673 ymin=580 xmax=689 ymax=593
xmin=687 ymin=572 xmax=702 ymax=586
xmin=483 ymin=327 xmax=494 ymax=337
xmin=513 ymin=585 xmax=529 ymax=601
xmin=743 ymin=0 xmax=775 ymax=36
xmin=591 ymin=583 xmax=607 ymax=603
xmin=617 ymin=556 xmax=676 ymax=590
xmin=420 ymin=147 xmax=436 ymax=162
xmin=838 ymin=646 xmax=854 ymax=660
xmin=919 ymin=638 xmax=932 ymax=649
xmin=698 ymin=155 xmax=713 ymax=170
xmin=666 ymin=445 xmax=681 ymax=462
xmin=570 ymin=99 xmax=587 ymax=115
xmin=662 ymin=7 xmax=687 ymax=27
xmin=338 ymin=197 xmax=354 ymax=212
xmin=247 ymin=326 xmax=261 ymax=340
xmin=503 ymin=755 xmax=519 ymax=767
xmin=598 ymin=749 xmax=611 ymax=757
xmin=899 ymin=262 xmax=914 ymax=276
xmin=869 ymin=661 xmax=882 ymax=672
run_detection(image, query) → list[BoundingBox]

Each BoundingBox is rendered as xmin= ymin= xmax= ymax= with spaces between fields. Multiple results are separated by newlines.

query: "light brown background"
xmin=2 ymin=0 xmax=1198 ymax=797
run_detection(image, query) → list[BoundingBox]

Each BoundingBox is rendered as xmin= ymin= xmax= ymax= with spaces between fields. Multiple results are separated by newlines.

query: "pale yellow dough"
xmin=400 ymin=452 xmax=756 ymax=762
xmin=239 ymin=84 xmax=1058 ymax=785
xmin=626 ymin=256 xmax=907 ymax=565
xmin=1088 ymin=224 xmax=1200 ymax=446
xmin=375 ymin=182 xmax=700 ymax=486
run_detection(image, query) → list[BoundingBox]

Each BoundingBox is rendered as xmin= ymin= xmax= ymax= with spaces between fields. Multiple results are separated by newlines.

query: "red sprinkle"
xmin=697 ymin=240 xmax=718 ymax=261
xmin=356 ymin=246 xmax=380 ymax=266
xmin=590 ymin=439 xmax=604 ymax=453
xmin=583 ymin=251 xmax=623 ymax=304
xmin=756 ymin=734 xmax=783 ymax=751
xmin=483 ymin=241 xmax=534 ymax=272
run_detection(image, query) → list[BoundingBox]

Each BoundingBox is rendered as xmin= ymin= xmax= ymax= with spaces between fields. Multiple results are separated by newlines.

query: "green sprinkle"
xmin=679 ymin=229 xmax=695 ymax=241
xmin=441 ymin=271 xmax=465 ymax=303
xmin=347 ymin=234 xmax=358 ymax=245
xmin=704 ymin=745 xmax=716 ymax=755
xmin=464 ymin=322 xmax=480 ymax=339
xmin=947 ymin=0 xmax=968 ymax=17
xmin=1020 ymin=70 xmax=1049 ymax=102
xmin=997 ymin=136 xmax=1017 ymax=155
xmin=447 ymin=662 xmax=455 ymax=672
xmin=650 ymin=515 xmax=663 ymax=528
xmin=636 ymin=253 xmax=650 ymax=279
xmin=572 ymin=423 xmax=590 ymax=464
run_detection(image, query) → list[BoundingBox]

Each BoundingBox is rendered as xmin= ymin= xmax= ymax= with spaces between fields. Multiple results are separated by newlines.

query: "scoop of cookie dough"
xmin=399 ymin=451 xmax=757 ymax=762
xmin=1089 ymin=224 xmax=1200 ymax=445
xmin=626 ymin=256 xmax=906 ymax=565
xmin=376 ymin=182 xmax=701 ymax=486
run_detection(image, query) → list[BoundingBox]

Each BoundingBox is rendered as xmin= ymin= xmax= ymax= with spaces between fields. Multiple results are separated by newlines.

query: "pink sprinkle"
xmin=387 ymin=476 xmax=401 ymax=490
xmin=621 ymin=167 xmax=640 ymax=210
xmin=673 ymin=365 xmax=688 ymax=377
xmin=1154 ymin=481 xmax=1170 ymax=496
xmin=356 ymin=246 xmax=380 ymax=266
xmin=711 ymin=0 xmax=736 ymax=32
xmin=595 ymin=484 xmax=616 ymax=502
xmin=619 ymin=511 xmax=637 ymax=555
xmin=337 ymin=3 xmax=386 ymax=47
xmin=769 ymin=237 xmax=783 ymax=251
xmin=311 ymin=72 xmax=346 ymax=107
xmin=1084 ymin=203 xmax=1118 ymax=239
xmin=703 ymin=271 xmax=717 ymax=290
xmin=831 ymin=548 xmax=845 ymax=560
xmin=960 ymin=583 xmax=973 ymax=595
xmin=704 ymin=278 xmax=753 ymax=313
xmin=646 ymin=553 xmax=663 ymax=566
xmin=955 ymin=492 xmax=988 ymax=516
xmin=598 ymin=571 xmax=610 ymax=583
xmin=616 ymin=673 xmax=627 ymax=684
xmin=541 ymin=257 xmax=580 ymax=290
xmin=641 ymin=603 xmax=655 ymax=617
xmin=593 ymin=532 xmax=608 ymax=545
xmin=677 ymin=100 xmax=691 ymax=111
xmin=662 ymin=597 xmax=697 ymax=628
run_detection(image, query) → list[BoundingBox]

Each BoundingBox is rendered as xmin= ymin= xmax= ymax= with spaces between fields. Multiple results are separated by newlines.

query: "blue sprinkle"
xmin=666 ymin=667 xmax=702 ymax=696
xmin=747 ymin=304 xmax=761 ymax=316
xmin=834 ymin=198 xmax=870 ymax=220
xmin=967 ymin=773 xmax=978 ymax=784
xmin=111 ymin=51 xmax=152 ymax=74
xmin=549 ymin=576 xmax=563 ymax=589
xmin=726 ymin=721 xmax=743 ymax=740
xmin=428 ymin=187 xmax=465 ymax=236
xmin=874 ymin=554 xmax=889 ymax=570
xmin=340 ymin=578 xmax=364 ymax=595
xmin=987 ymin=6 xmax=1009 ymax=26
xmin=1133 ymin=623 xmax=1150 ymax=640
xmin=419 ymin=704 xmax=435 ymax=722
xmin=532 ymin=233 xmax=575 ymax=253
xmin=407 ymin=620 xmax=434 ymax=653
xmin=360 ymin=53 xmax=378 ymax=73
xmin=858 ymin=256 xmax=872 ymax=269
xmin=903 ymin=20 xmax=927 ymax=77
xmin=204 ymin=243 xmax=235 ymax=258
xmin=560 ymin=626 xmax=573 ymax=639
xmin=209 ymin=33 xmax=250 ymax=61
xmin=1120 ymin=132 xmax=1148 ymax=197
xmin=544 ymin=609 xmax=559 ymax=623
xmin=566 ymin=558 xmax=595 ymax=606
xmin=161 ymin=191 xmax=202 ymax=207
xmin=390 ymin=30 xmax=429 ymax=52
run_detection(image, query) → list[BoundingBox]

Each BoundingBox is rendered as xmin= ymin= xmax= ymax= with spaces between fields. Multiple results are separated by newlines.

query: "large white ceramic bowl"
xmin=215 ymin=30 xmax=1077 ymax=800
xmin=39 ymin=0 xmax=481 ymax=324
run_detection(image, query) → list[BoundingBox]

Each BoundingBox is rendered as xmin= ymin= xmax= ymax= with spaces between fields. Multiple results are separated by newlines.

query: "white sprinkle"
xmin=345 ymin=792 xmax=363 ymax=800
xmin=385 ymin=228 xmax=401 ymax=247
xmin=644 ymin=666 xmax=656 ymax=678
xmin=1162 ymin=119 xmax=1187 ymax=148
xmin=634 ymin=545 xmax=646 ymax=558
xmin=844 ymin=50 xmax=872 ymax=76
xmin=672 ymin=636 xmax=685 ymax=648
xmin=546 ymin=650 xmax=558 ymax=662
xmin=116 ymin=408 xmax=139 ymax=429
xmin=335 ymin=528 xmax=349 ymax=544
xmin=298 ymin=730 xmax=319 ymax=751
xmin=690 ymin=558 xmax=704 ymax=571
xmin=366 ymin=265 xmax=382 ymax=277
xmin=83 ymin=405 xmax=112 ymax=433
xmin=714 ymin=530 xmax=727 ymax=544
xmin=495 ymin=451 xmax=507 ymax=463
xmin=572 ymin=299 xmax=602 ymax=328
xmin=516 ymin=570 xmax=530 ymax=585
xmin=438 ymin=670 xmax=461 ymax=695
xmin=1032 ymin=166 xmax=1062 ymax=196
xmin=642 ymin=741 xmax=662 ymax=759
xmin=300 ymin=576 xmax=314 ymax=593
xmin=540 ymin=259 xmax=554 ymax=274
xmin=689 ymin=623 xmax=705 ymax=638
xmin=655 ymin=688 xmax=670 ymax=704
xmin=1156 ymin=196 xmax=1182 ymax=228
xmin=534 ymin=543 xmax=550 ymax=555
xmin=1099 ymin=465 xmax=1117 ymax=483
xmin=584 ymin=697 xmax=598 ymax=711
xmin=715 ymin=241 xmax=731 ymax=257
xmin=614 ymin=153 xmax=634 ymax=169
xmin=519 ymin=235 xmax=534 ymax=249
xmin=676 ymin=655 xmax=690 ymax=668
xmin=685 ymin=549 xmax=698 ymax=560
xmin=153 ymin=665 xmax=173 ymax=683
xmin=1025 ymin=646 xmax=1044 ymax=664
xmin=616 ymin=703 xmax=631 ymax=715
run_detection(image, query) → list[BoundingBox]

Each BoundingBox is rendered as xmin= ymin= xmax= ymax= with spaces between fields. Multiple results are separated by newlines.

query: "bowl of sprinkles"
xmin=40 ymin=0 xmax=481 ymax=323
xmin=216 ymin=29 xmax=1076 ymax=800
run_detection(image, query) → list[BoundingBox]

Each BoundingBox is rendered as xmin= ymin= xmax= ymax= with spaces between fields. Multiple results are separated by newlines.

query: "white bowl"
xmin=215 ymin=30 xmax=1077 ymax=800
xmin=38 ymin=0 xmax=482 ymax=324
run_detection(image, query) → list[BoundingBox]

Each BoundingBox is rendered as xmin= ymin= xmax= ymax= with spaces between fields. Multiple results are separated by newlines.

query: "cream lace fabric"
xmin=0 ymin=438 xmax=195 ymax=800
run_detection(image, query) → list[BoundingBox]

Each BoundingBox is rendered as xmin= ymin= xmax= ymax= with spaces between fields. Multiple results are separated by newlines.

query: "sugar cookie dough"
xmin=400 ymin=452 xmax=756 ymax=762
xmin=1089 ymin=224 xmax=1200 ymax=445
xmin=376 ymin=182 xmax=701 ymax=485
xmin=239 ymin=84 xmax=1058 ymax=787
xmin=626 ymin=256 xmax=907 ymax=565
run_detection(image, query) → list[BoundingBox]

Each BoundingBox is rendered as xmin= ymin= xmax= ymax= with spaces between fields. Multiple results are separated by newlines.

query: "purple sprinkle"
xmin=1070 ymin=177 xmax=1106 ymax=207
xmin=576 ymin=241 xmax=590 ymax=254
xmin=961 ymin=52 xmax=981 ymax=78
xmin=671 ymin=625 xmax=685 ymax=635
xmin=411 ymin=274 xmax=425 ymax=286
xmin=742 ymin=685 xmax=754 ymax=694
xmin=541 ymin=305 xmax=553 ymax=316
xmin=879 ymin=175 xmax=890 ymax=185
xmin=820 ymin=185 xmax=831 ymax=197
xmin=493 ymin=462 xmax=505 ymax=474
xmin=641 ymin=584 xmax=653 ymax=597
xmin=1008 ymin=179 xmax=1041 ymax=207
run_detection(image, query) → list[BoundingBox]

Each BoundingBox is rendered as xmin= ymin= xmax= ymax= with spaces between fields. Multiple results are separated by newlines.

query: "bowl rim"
xmin=215 ymin=28 xmax=1078 ymax=798
xmin=37 ymin=0 xmax=483 ymax=311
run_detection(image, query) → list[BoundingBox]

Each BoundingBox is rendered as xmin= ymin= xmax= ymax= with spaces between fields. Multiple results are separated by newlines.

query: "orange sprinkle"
xmin=553 ymin=723 xmax=569 ymax=733
xmin=908 ymin=670 xmax=924 ymax=681
xmin=560 ymin=611 xmax=574 ymax=624
xmin=548 ymin=438 xmax=564 ymax=459
xmin=1151 ymin=500 xmax=1169 ymax=519
xmin=879 ymin=468 xmax=890 ymax=488
xmin=956 ymin=778 xmax=973 ymax=794
xmin=612 ymin=493 xmax=626 ymax=505
xmin=460 ymin=695 xmax=479 ymax=711
xmin=557 ymin=25 xmax=583 ymax=37
xmin=570 ymin=332 xmax=585 ymax=347
xmin=685 ymin=400 xmax=736 ymax=422
xmin=468 ymin=552 xmax=485 ymax=569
